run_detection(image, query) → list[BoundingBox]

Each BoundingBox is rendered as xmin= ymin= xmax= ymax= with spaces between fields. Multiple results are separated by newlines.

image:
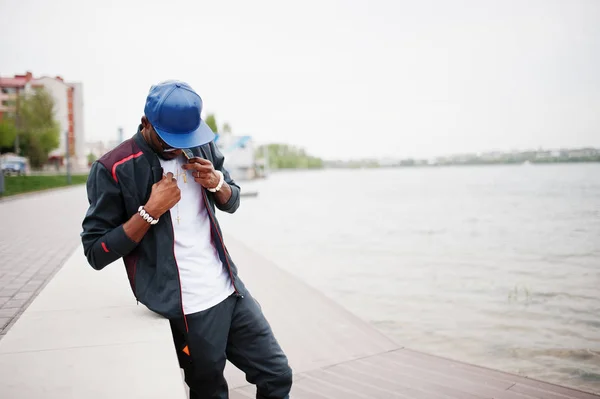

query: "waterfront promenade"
xmin=0 ymin=186 xmax=89 ymax=337
xmin=0 ymin=186 xmax=598 ymax=398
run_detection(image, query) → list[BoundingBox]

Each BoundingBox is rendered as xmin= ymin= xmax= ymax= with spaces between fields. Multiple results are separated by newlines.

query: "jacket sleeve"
xmin=81 ymin=161 xmax=139 ymax=270
xmin=210 ymin=141 xmax=241 ymax=213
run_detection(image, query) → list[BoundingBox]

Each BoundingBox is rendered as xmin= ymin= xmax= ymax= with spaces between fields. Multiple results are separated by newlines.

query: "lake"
xmin=219 ymin=163 xmax=600 ymax=394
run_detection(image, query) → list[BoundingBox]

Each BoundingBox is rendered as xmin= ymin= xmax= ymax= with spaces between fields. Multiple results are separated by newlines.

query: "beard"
xmin=157 ymin=150 xmax=182 ymax=160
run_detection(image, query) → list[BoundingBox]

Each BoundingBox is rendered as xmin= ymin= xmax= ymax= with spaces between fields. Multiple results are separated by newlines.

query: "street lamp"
xmin=65 ymin=130 xmax=71 ymax=185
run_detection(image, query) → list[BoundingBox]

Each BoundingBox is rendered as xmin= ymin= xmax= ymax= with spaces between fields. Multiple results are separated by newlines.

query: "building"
xmin=0 ymin=72 xmax=85 ymax=168
xmin=215 ymin=132 xmax=258 ymax=180
xmin=0 ymin=72 xmax=33 ymax=120
xmin=566 ymin=148 xmax=600 ymax=158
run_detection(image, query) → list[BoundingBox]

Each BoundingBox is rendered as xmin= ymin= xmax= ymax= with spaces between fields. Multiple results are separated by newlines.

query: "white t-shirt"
xmin=159 ymin=155 xmax=234 ymax=315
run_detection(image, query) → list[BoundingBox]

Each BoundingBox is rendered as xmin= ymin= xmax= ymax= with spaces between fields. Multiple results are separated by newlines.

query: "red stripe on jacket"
xmin=111 ymin=151 xmax=143 ymax=182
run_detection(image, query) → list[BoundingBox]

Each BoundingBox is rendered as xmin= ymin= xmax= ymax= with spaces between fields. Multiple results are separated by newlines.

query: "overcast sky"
xmin=1 ymin=0 xmax=599 ymax=159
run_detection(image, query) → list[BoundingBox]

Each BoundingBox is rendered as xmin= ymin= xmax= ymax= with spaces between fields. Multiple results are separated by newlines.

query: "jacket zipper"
xmin=202 ymin=190 xmax=241 ymax=297
xmin=169 ymin=219 xmax=189 ymax=332
xmin=149 ymin=156 xmax=188 ymax=328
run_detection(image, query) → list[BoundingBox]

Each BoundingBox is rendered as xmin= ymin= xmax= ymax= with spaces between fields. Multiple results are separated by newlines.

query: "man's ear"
xmin=141 ymin=116 xmax=150 ymax=127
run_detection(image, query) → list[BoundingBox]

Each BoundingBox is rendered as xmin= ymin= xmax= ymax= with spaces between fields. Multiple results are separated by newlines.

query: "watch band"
xmin=208 ymin=170 xmax=224 ymax=193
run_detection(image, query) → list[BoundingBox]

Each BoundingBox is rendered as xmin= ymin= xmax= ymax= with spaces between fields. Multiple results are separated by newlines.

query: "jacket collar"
xmin=134 ymin=126 xmax=157 ymax=159
xmin=133 ymin=126 xmax=164 ymax=182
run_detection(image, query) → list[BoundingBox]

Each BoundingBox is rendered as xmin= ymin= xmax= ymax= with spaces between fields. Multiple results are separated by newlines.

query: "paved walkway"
xmin=0 ymin=244 xmax=186 ymax=399
xmin=0 ymin=186 xmax=89 ymax=337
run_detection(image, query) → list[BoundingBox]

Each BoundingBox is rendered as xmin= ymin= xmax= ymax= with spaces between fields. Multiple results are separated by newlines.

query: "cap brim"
xmin=154 ymin=120 xmax=215 ymax=149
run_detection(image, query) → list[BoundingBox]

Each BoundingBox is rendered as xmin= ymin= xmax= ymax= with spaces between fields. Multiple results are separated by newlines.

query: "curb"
xmin=0 ymin=183 xmax=86 ymax=203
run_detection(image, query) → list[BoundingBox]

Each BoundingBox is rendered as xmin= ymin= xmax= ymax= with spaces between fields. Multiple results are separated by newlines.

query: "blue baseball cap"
xmin=144 ymin=80 xmax=215 ymax=149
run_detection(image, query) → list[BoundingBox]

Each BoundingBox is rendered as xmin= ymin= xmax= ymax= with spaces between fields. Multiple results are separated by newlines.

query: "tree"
xmin=256 ymin=143 xmax=324 ymax=169
xmin=0 ymin=119 xmax=17 ymax=149
xmin=222 ymin=123 xmax=232 ymax=133
xmin=87 ymin=152 xmax=97 ymax=165
xmin=15 ymin=88 xmax=60 ymax=168
xmin=205 ymin=113 xmax=218 ymax=133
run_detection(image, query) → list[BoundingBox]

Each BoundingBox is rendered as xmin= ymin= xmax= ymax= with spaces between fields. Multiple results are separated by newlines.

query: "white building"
xmin=71 ymin=82 xmax=85 ymax=166
xmin=33 ymin=77 xmax=85 ymax=168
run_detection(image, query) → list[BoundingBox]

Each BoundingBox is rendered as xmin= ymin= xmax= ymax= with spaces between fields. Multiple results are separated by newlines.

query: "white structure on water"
xmin=215 ymin=132 xmax=261 ymax=181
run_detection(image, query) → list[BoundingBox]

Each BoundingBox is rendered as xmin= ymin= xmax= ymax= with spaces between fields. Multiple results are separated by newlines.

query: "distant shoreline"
xmin=323 ymin=149 xmax=600 ymax=169
xmin=265 ymin=159 xmax=600 ymax=171
xmin=326 ymin=159 xmax=600 ymax=169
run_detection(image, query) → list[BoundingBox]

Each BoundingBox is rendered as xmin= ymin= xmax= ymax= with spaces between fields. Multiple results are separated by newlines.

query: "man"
xmin=81 ymin=80 xmax=292 ymax=399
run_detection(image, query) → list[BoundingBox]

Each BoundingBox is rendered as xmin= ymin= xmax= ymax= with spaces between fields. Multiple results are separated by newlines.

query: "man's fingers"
xmin=161 ymin=172 xmax=177 ymax=184
xmin=182 ymin=164 xmax=213 ymax=174
xmin=181 ymin=162 xmax=208 ymax=170
xmin=193 ymin=176 xmax=211 ymax=184
xmin=196 ymin=166 xmax=214 ymax=173
xmin=190 ymin=170 xmax=206 ymax=178
xmin=188 ymin=157 xmax=212 ymax=165
xmin=194 ymin=173 xmax=212 ymax=180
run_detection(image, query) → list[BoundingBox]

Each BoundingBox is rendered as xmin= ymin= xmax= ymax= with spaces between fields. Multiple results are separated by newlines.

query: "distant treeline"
xmin=256 ymin=144 xmax=324 ymax=169
xmin=252 ymin=146 xmax=600 ymax=170
xmin=326 ymin=148 xmax=600 ymax=168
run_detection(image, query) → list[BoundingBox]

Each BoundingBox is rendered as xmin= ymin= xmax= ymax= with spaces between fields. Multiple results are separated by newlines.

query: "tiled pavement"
xmin=0 ymin=186 xmax=89 ymax=338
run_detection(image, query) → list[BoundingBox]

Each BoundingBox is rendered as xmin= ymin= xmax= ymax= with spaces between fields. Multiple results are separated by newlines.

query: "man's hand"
xmin=182 ymin=157 xmax=233 ymax=205
xmin=182 ymin=157 xmax=220 ymax=189
xmin=144 ymin=172 xmax=181 ymax=218
xmin=123 ymin=172 xmax=180 ymax=243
